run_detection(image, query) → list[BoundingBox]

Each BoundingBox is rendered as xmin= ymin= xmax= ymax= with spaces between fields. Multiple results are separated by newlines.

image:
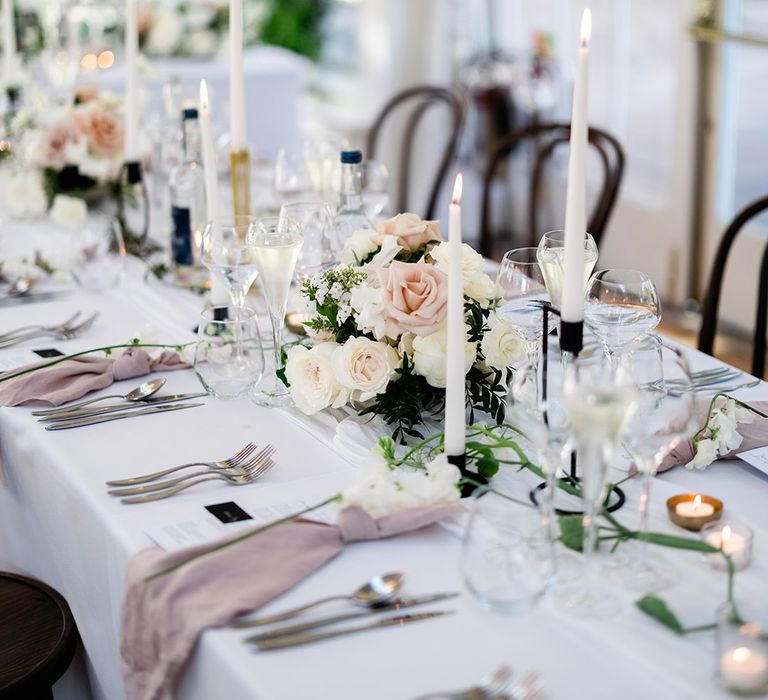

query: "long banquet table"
xmin=1 ymin=257 xmax=767 ymax=700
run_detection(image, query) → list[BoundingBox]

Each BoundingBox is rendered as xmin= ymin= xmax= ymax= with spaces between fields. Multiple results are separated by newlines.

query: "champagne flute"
xmin=609 ymin=334 xmax=695 ymax=591
xmin=496 ymin=248 xmax=550 ymax=365
xmin=278 ymin=201 xmax=338 ymax=285
xmin=554 ymin=350 xmax=638 ymax=618
xmin=200 ymin=217 xmax=259 ymax=309
xmin=248 ymin=216 xmax=303 ymax=406
xmin=536 ymin=229 xmax=598 ymax=310
xmin=584 ymin=269 xmax=661 ymax=366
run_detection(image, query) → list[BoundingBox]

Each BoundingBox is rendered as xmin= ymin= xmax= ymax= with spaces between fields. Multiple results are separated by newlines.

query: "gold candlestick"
xmin=230 ymin=148 xmax=251 ymax=219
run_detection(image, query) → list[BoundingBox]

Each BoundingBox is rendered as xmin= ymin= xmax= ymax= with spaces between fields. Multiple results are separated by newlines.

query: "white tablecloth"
xmin=1 ymin=258 xmax=767 ymax=700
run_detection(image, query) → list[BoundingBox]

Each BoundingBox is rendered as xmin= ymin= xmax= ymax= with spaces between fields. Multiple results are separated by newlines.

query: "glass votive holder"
xmin=701 ymin=521 xmax=754 ymax=572
xmin=716 ymin=601 xmax=768 ymax=696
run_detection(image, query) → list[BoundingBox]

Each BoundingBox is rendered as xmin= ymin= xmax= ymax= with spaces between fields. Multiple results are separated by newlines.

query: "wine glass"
xmin=461 ymin=487 xmax=557 ymax=614
xmin=609 ymin=334 xmax=695 ymax=591
xmin=362 ymin=159 xmax=390 ymax=220
xmin=278 ymin=201 xmax=338 ymax=285
xmin=248 ymin=216 xmax=303 ymax=407
xmin=194 ymin=306 xmax=265 ymax=400
xmin=200 ymin=217 xmax=258 ymax=309
xmin=274 ymin=148 xmax=312 ymax=202
xmin=70 ymin=216 xmax=126 ymax=291
xmin=554 ymin=349 xmax=638 ymax=618
xmin=584 ymin=269 xmax=661 ymax=366
xmin=536 ymin=229 xmax=598 ymax=311
xmin=496 ymin=248 xmax=551 ymax=365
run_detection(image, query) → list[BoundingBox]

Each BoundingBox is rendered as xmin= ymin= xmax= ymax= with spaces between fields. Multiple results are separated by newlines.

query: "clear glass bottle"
xmin=333 ymin=150 xmax=373 ymax=248
xmin=169 ymin=107 xmax=207 ymax=284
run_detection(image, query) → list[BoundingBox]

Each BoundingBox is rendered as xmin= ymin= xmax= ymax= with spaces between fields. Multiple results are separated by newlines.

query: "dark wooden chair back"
xmin=478 ymin=122 xmax=624 ymax=258
xmin=365 ymin=85 xmax=465 ymax=220
xmin=698 ymin=194 xmax=768 ymax=377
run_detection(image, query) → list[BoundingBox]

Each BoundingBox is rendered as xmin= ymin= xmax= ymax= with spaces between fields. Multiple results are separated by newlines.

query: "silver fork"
xmin=414 ymin=666 xmax=514 ymax=700
xmin=119 ymin=457 xmax=276 ymax=504
xmin=0 ymin=311 xmax=81 ymax=343
xmin=107 ymin=445 xmax=275 ymax=496
xmin=0 ymin=312 xmax=99 ymax=348
xmin=105 ymin=442 xmax=258 ymax=486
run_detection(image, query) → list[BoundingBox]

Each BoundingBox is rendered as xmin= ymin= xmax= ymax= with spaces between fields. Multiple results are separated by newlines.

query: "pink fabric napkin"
xmin=120 ymin=503 xmax=460 ymax=700
xmin=0 ymin=348 xmax=189 ymax=407
xmin=658 ymin=398 xmax=768 ymax=472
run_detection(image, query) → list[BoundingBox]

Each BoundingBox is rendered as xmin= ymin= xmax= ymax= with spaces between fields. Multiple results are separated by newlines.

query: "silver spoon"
xmin=6 ymin=278 xmax=34 ymax=297
xmin=232 ymin=572 xmax=405 ymax=628
xmin=31 ymin=378 xmax=167 ymax=416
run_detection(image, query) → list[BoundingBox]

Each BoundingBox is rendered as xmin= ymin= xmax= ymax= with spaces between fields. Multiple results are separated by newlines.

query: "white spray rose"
xmin=430 ymin=240 xmax=497 ymax=305
xmin=412 ymin=322 xmax=476 ymax=388
xmin=332 ymin=337 xmax=399 ymax=402
xmin=286 ymin=343 xmax=348 ymax=415
xmin=481 ymin=316 xmax=525 ymax=370
xmin=50 ymin=195 xmax=87 ymax=230
xmin=339 ymin=228 xmax=380 ymax=266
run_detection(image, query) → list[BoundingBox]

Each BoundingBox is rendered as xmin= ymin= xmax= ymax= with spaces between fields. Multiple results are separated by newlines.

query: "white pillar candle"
xmin=561 ymin=8 xmax=591 ymax=324
xmin=124 ymin=0 xmax=139 ymax=162
xmin=721 ymin=646 xmax=768 ymax=694
xmin=445 ymin=173 xmax=465 ymax=457
xmin=675 ymin=495 xmax=714 ymax=518
xmin=228 ymin=0 xmax=246 ymax=150
xmin=2 ymin=0 xmax=16 ymax=86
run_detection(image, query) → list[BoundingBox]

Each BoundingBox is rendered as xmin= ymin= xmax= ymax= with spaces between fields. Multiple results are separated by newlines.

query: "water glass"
xmin=275 ymin=148 xmax=312 ymax=201
xmin=194 ymin=306 xmax=264 ymax=400
xmin=461 ymin=488 xmax=556 ymax=614
xmin=71 ymin=217 xmax=126 ymax=291
xmin=536 ymin=229 xmax=598 ymax=310
xmin=200 ymin=216 xmax=259 ymax=309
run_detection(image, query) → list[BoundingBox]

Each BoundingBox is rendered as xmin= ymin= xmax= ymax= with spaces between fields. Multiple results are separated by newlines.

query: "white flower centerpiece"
xmin=284 ymin=213 xmax=524 ymax=441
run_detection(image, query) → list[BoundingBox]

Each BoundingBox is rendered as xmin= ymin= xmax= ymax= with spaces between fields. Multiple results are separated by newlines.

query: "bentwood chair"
xmin=699 ymin=194 xmax=768 ymax=378
xmin=478 ymin=122 xmax=624 ymax=258
xmin=0 ymin=572 xmax=79 ymax=699
xmin=365 ymin=85 xmax=466 ymax=220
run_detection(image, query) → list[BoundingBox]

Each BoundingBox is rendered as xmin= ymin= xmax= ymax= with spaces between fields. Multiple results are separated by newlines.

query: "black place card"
xmin=205 ymin=501 xmax=253 ymax=524
xmin=33 ymin=348 xmax=65 ymax=358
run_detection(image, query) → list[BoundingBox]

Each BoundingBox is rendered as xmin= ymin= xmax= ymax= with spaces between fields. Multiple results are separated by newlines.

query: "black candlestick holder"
xmin=447 ymin=453 xmax=486 ymax=498
xmin=527 ymin=302 xmax=626 ymax=515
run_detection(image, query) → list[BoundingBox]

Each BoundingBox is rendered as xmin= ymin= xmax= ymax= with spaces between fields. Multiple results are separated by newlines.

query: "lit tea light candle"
xmin=666 ymin=493 xmax=722 ymax=531
xmin=702 ymin=522 xmax=753 ymax=571
xmin=721 ymin=646 xmax=768 ymax=694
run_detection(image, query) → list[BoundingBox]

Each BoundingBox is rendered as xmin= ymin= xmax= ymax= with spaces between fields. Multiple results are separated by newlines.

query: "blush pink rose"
xmin=376 ymin=212 xmax=441 ymax=252
xmin=34 ymin=121 xmax=78 ymax=168
xmin=75 ymin=108 xmax=124 ymax=160
xmin=377 ymin=260 xmax=448 ymax=337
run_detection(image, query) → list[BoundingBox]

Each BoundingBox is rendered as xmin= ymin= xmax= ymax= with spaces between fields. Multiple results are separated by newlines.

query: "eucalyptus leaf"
xmin=558 ymin=515 xmax=584 ymax=552
xmin=635 ymin=595 xmax=684 ymax=635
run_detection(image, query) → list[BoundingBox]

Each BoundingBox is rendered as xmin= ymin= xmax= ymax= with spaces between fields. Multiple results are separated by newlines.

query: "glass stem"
xmin=229 ymin=285 xmax=246 ymax=309
xmin=637 ymin=463 xmax=654 ymax=567
xmin=580 ymin=440 xmax=607 ymax=580
xmin=271 ymin=312 xmax=283 ymax=380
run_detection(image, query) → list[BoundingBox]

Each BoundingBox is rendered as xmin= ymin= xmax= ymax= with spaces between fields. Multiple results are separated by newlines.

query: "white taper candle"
xmin=445 ymin=173 xmax=466 ymax=456
xmin=124 ymin=0 xmax=139 ymax=162
xmin=228 ymin=0 xmax=246 ymax=150
xmin=2 ymin=0 xmax=16 ymax=87
xmin=561 ymin=8 xmax=591 ymax=324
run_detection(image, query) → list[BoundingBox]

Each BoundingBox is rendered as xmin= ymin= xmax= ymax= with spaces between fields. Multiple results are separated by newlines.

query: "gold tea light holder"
xmin=666 ymin=493 xmax=723 ymax=531
xmin=230 ymin=148 xmax=251 ymax=219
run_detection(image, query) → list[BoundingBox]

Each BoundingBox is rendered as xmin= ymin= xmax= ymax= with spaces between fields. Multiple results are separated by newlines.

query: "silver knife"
xmin=243 ymin=593 xmax=460 ymax=640
xmin=44 ymin=402 xmax=204 ymax=430
xmin=0 ymin=292 xmax=67 ymax=307
xmin=254 ymin=611 xmax=454 ymax=651
xmin=38 ymin=393 xmax=208 ymax=422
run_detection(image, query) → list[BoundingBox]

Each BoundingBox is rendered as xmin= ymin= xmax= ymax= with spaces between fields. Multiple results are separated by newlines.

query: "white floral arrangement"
xmin=0 ymin=84 xmax=124 ymax=220
xmin=138 ymin=1 xmax=228 ymax=58
xmin=284 ymin=212 xmax=524 ymax=440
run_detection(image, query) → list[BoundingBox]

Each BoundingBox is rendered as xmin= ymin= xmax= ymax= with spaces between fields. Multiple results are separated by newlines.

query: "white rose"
xmin=285 ymin=343 xmax=347 ymax=415
xmin=146 ymin=9 xmax=183 ymax=56
xmin=339 ymin=228 xmax=380 ymax=266
xmin=412 ymin=321 xmax=476 ymax=388
xmin=50 ymin=195 xmax=87 ymax=230
xmin=430 ymin=241 xmax=484 ymax=283
xmin=481 ymin=316 xmax=525 ymax=370
xmin=0 ymin=169 xmax=47 ymax=219
xmin=350 ymin=280 xmax=387 ymax=339
xmin=465 ymin=272 xmax=498 ymax=306
xmin=332 ymin=337 xmax=399 ymax=402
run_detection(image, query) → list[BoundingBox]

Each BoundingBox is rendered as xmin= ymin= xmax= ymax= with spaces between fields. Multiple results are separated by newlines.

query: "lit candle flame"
xmin=722 ymin=525 xmax=732 ymax=543
xmin=200 ymin=80 xmax=209 ymax=112
xmin=451 ymin=173 xmax=463 ymax=204
xmin=693 ymin=494 xmax=702 ymax=509
xmin=580 ymin=8 xmax=592 ymax=48
xmin=733 ymin=647 xmax=750 ymax=663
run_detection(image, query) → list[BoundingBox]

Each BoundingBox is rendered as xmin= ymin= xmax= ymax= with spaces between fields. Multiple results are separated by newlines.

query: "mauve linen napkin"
xmin=120 ymin=504 xmax=460 ymax=700
xmin=658 ymin=398 xmax=768 ymax=471
xmin=0 ymin=348 xmax=189 ymax=406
